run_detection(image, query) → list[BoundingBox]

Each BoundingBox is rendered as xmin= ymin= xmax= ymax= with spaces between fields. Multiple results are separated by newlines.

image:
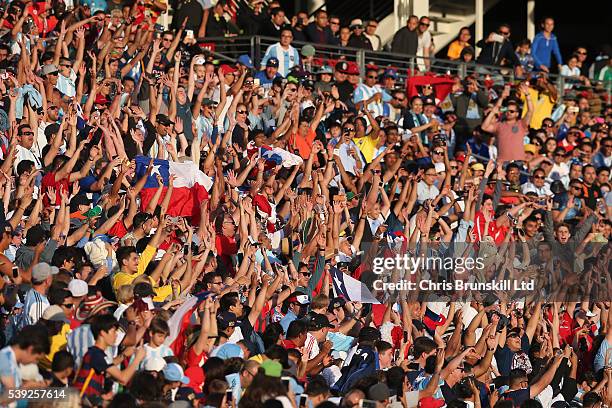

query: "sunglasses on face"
xmin=499 ymin=31 xmax=510 ymax=35
xmin=420 ymin=22 xmax=430 ymax=27
xmin=533 ymin=175 xmax=545 ymax=179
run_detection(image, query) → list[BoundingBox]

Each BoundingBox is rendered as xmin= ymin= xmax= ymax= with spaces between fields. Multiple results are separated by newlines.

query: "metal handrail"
xmin=198 ymin=35 xmax=611 ymax=104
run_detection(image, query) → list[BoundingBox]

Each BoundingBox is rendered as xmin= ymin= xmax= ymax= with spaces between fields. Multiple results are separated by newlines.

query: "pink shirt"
xmin=495 ymin=120 xmax=528 ymax=162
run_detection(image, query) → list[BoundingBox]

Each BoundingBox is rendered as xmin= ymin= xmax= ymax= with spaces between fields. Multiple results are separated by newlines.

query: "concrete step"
xmin=429 ymin=16 xmax=463 ymax=24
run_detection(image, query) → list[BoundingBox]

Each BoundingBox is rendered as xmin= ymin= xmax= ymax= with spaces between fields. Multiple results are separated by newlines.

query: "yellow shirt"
xmin=522 ymin=88 xmax=556 ymax=129
xmin=447 ymin=40 xmax=466 ymax=60
xmin=40 ymin=323 xmax=70 ymax=371
xmin=352 ymin=133 xmax=380 ymax=163
xmin=112 ymin=245 xmax=174 ymax=302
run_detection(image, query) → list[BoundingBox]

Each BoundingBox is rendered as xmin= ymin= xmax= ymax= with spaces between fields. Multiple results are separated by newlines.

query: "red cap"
xmin=219 ymin=64 xmax=238 ymax=76
xmin=346 ymin=62 xmax=360 ymax=75
xmin=455 ymin=153 xmax=466 ymax=163
xmin=94 ymin=94 xmax=109 ymax=105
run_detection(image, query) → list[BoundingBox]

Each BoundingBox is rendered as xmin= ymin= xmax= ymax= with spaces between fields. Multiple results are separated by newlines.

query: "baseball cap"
xmin=328 ymin=297 xmax=347 ymax=312
xmin=317 ymin=65 xmax=333 ymax=75
xmin=470 ymin=162 xmax=485 ymax=172
xmin=383 ymin=68 xmax=398 ymax=79
xmin=68 ymin=279 xmax=88 ymax=297
xmin=40 ymin=64 xmax=59 ymax=76
xmin=32 ymin=262 xmax=59 ymax=283
xmin=163 ymin=363 xmax=190 ymax=384
xmin=144 ymin=357 xmax=167 ymax=372
xmin=156 ymin=114 xmax=174 ymax=126
xmin=266 ymin=57 xmax=279 ymax=68
xmin=219 ymin=64 xmax=238 ymax=76
xmin=42 ymin=305 xmax=69 ymax=323
xmin=346 ymin=62 xmax=360 ymax=75
xmin=335 ymin=61 xmax=349 ymax=74
xmin=237 ymin=54 xmax=253 ymax=69
xmin=422 ymin=97 xmax=436 ymax=106
xmin=309 ymin=313 xmax=334 ymax=331
xmin=217 ymin=311 xmax=238 ymax=329
xmin=350 ymin=19 xmax=364 ymax=29
xmin=287 ymin=291 xmax=310 ymax=305
xmin=260 ymin=360 xmax=282 ymax=378
xmin=301 ymin=45 xmax=316 ymax=58
xmin=134 ymin=282 xmax=156 ymax=298
xmin=507 ymin=327 xmax=522 ymax=338
xmin=524 ymin=144 xmax=538 ymax=155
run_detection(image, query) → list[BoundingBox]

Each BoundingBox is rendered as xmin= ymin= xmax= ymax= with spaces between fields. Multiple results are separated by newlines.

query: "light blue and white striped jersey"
xmin=0 ymin=346 xmax=21 ymax=395
xmin=261 ymin=43 xmax=300 ymax=77
xmin=19 ymin=289 xmax=49 ymax=329
xmin=195 ymin=115 xmax=214 ymax=142
xmin=67 ymin=324 xmax=120 ymax=369
xmin=352 ymin=83 xmax=390 ymax=118
xmin=137 ymin=343 xmax=174 ymax=370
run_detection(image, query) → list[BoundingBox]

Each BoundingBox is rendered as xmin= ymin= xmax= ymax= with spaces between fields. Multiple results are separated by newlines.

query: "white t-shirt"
xmin=416 ymin=31 xmax=432 ymax=71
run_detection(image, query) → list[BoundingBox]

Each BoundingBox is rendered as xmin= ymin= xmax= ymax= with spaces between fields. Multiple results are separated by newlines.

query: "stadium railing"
xmin=197 ymin=35 xmax=611 ymax=104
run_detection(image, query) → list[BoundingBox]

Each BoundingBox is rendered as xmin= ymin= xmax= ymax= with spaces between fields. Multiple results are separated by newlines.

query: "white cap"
xmin=68 ymin=279 xmax=88 ymax=297
xmin=42 ymin=305 xmax=69 ymax=323
xmin=144 ymin=357 xmax=167 ymax=372
xmin=142 ymin=297 xmax=155 ymax=311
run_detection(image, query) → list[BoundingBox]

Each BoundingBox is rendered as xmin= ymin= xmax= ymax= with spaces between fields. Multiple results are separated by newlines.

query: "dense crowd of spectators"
xmin=0 ymin=0 xmax=610 ymax=408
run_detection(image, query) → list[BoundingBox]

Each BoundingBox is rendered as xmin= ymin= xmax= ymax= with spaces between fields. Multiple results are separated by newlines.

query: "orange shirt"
xmin=290 ymin=128 xmax=316 ymax=159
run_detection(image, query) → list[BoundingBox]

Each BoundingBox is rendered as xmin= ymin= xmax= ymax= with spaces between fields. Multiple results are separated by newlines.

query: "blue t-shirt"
xmin=495 ymin=334 xmax=530 ymax=377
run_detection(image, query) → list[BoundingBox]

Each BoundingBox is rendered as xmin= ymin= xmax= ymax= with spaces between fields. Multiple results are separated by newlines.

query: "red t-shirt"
xmin=474 ymin=211 xmax=509 ymax=245
xmin=185 ymin=346 xmax=208 ymax=368
xmin=41 ymin=172 xmax=70 ymax=207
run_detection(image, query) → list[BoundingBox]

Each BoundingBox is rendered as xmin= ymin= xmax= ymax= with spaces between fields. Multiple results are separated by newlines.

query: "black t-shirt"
xmin=504 ymin=387 xmax=530 ymax=406
xmin=172 ymin=0 xmax=204 ymax=32
xmin=335 ymin=80 xmax=354 ymax=105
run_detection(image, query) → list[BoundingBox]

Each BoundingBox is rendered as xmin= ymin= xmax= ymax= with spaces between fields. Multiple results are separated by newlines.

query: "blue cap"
xmin=383 ymin=68 xmax=397 ymax=79
xmin=237 ymin=54 xmax=253 ymax=69
xmin=266 ymin=57 xmax=279 ymax=67
xmin=316 ymin=65 xmax=333 ymax=75
xmin=162 ymin=363 xmax=190 ymax=384
xmin=213 ymin=343 xmax=244 ymax=360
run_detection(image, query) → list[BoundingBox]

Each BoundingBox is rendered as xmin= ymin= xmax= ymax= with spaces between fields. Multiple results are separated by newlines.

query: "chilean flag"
xmin=165 ymin=291 xmax=214 ymax=357
xmin=423 ymin=303 xmax=447 ymax=335
xmin=246 ymin=142 xmax=303 ymax=172
xmin=135 ymin=156 xmax=213 ymax=223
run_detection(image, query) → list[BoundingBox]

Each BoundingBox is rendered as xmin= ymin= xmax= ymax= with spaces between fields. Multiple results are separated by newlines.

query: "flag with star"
xmin=134 ymin=156 xmax=213 ymax=222
xmin=330 ymin=267 xmax=380 ymax=304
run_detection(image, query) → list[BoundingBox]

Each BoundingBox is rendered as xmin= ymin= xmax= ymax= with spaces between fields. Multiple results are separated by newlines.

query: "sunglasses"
xmin=62 ymin=303 xmax=74 ymax=308
xmin=576 ymin=51 xmax=587 ymax=55
xmin=236 ymin=110 xmax=247 ymax=114
xmin=394 ymin=97 xmax=405 ymax=102
xmin=507 ymin=109 xmax=518 ymax=114
xmin=433 ymin=150 xmax=444 ymax=155
xmin=499 ymin=31 xmax=510 ymax=35
xmin=367 ymin=75 xmax=378 ymax=79
xmin=343 ymin=128 xmax=355 ymax=132
xmin=533 ymin=175 xmax=545 ymax=179
xmin=420 ymin=22 xmax=430 ymax=27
